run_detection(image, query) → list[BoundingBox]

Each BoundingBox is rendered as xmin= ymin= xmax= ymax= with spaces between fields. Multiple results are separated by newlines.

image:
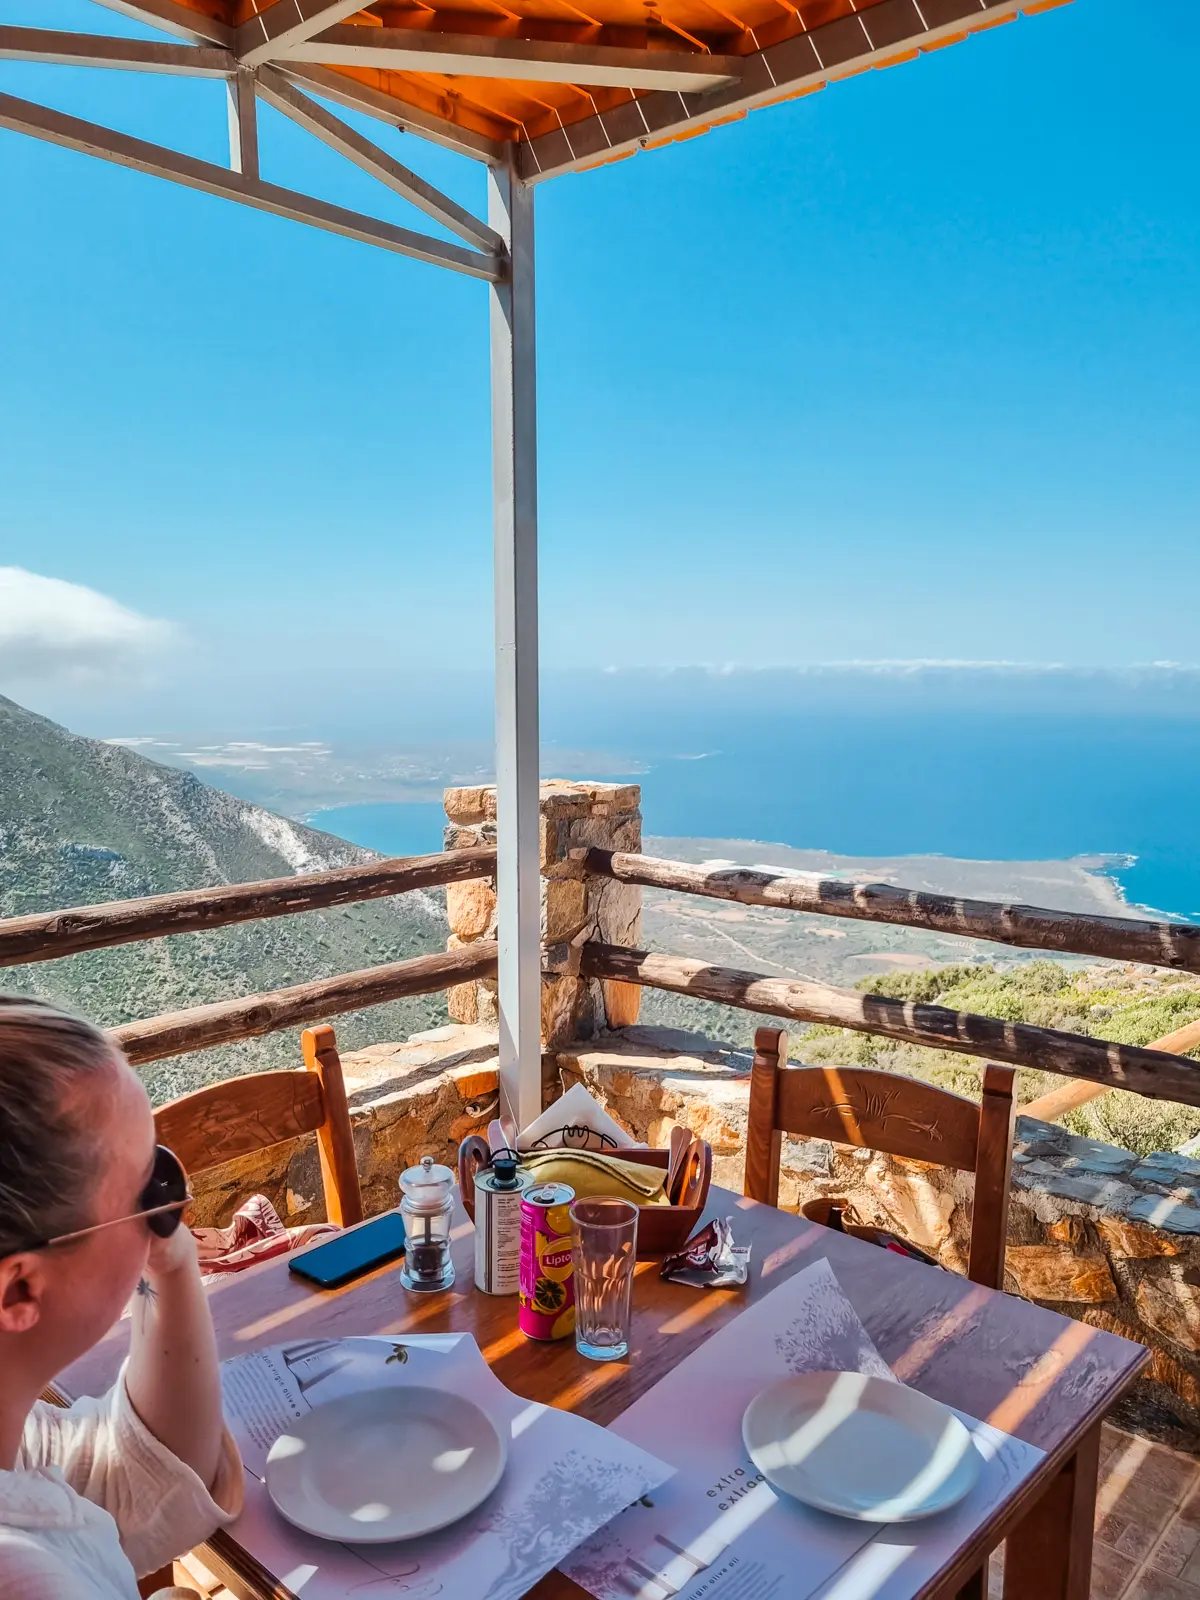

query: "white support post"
xmin=489 ymin=162 xmax=541 ymax=1130
xmin=226 ymin=68 xmax=259 ymax=179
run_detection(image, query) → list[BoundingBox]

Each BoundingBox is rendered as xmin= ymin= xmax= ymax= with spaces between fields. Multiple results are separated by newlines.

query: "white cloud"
xmin=0 ymin=568 xmax=173 ymax=685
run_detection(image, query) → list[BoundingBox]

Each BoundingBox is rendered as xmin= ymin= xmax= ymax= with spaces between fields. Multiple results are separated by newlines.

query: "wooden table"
xmin=57 ymin=1188 xmax=1147 ymax=1600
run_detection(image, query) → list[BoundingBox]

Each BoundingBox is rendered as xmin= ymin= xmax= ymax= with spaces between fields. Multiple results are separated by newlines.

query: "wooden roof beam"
xmin=89 ymin=1 xmax=235 ymax=49
xmin=0 ymin=26 xmax=234 ymax=77
xmin=518 ymin=0 xmax=1029 ymax=181
xmin=236 ymin=1 xmax=374 ymax=68
xmin=256 ymin=67 xmax=503 ymax=251
xmin=0 ymin=87 xmax=504 ymax=279
xmin=284 ymin=23 xmax=744 ymax=92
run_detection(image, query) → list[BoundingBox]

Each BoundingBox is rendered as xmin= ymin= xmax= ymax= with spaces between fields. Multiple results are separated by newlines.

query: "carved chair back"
xmin=153 ymin=1023 xmax=363 ymax=1228
xmin=744 ymin=1027 xmax=1016 ymax=1289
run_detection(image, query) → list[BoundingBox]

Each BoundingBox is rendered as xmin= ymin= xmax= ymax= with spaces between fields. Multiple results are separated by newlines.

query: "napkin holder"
xmin=457 ymin=1138 xmax=712 ymax=1259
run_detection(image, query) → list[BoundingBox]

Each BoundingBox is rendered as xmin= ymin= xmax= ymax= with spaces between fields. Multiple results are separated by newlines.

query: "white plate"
xmin=742 ymin=1372 xmax=981 ymax=1522
xmin=265 ymin=1386 xmax=507 ymax=1543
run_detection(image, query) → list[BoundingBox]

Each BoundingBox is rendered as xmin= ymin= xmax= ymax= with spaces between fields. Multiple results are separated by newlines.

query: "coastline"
xmin=643 ymin=836 xmax=1152 ymax=923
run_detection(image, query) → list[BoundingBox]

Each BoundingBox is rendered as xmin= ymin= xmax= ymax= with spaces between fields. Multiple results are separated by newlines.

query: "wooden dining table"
xmin=56 ymin=1185 xmax=1148 ymax=1600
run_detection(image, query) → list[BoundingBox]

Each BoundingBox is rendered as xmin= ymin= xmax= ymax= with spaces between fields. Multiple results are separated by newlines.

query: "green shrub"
xmin=839 ymin=963 xmax=1200 ymax=1158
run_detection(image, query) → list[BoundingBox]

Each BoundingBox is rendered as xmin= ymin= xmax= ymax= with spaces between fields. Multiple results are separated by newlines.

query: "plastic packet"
xmin=660 ymin=1217 xmax=751 ymax=1289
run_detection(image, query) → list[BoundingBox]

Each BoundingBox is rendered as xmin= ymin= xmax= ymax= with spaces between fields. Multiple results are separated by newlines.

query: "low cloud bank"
xmin=0 ymin=568 xmax=173 ymax=685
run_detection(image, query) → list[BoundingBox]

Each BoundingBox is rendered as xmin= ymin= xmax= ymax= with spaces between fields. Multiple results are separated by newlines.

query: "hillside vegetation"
xmin=640 ymin=962 xmax=1200 ymax=1157
xmin=0 ymin=697 xmax=449 ymax=1103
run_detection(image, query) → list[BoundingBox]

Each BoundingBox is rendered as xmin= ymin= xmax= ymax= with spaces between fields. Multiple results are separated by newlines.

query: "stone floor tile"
xmin=1091 ymin=1540 xmax=1140 ymax=1600
xmin=1101 ymin=1425 xmax=1126 ymax=1461
xmin=1125 ymin=1572 xmax=1200 ymax=1599
xmin=1099 ymin=1442 xmax=1196 ymax=1514
xmin=1154 ymin=1520 xmax=1200 ymax=1579
xmin=987 ymin=1547 xmax=1004 ymax=1598
xmin=1182 ymin=1540 xmax=1200 ymax=1587
xmin=1099 ymin=1437 xmax=1160 ymax=1518
xmin=1102 ymin=1503 xmax=1176 ymax=1563
xmin=1099 ymin=1458 xmax=1194 ymax=1561
xmin=1176 ymin=1486 xmax=1200 ymax=1530
xmin=1131 ymin=1446 xmax=1200 ymax=1506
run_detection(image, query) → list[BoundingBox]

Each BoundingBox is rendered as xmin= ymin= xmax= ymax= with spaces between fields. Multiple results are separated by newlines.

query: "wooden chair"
xmin=154 ymin=1023 xmax=364 ymax=1229
xmin=744 ymin=1027 xmax=1016 ymax=1290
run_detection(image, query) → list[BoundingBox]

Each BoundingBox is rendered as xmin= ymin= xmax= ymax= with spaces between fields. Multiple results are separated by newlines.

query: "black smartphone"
xmin=289 ymin=1212 xmax=407 ymax=1289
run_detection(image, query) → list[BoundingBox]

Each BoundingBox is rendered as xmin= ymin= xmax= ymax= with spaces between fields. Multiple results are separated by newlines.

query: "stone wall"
xmin=555 ymin=1027 xmax=1200 ymax=1437
xmin=443 ymin=780 xmax=643 ymax=1080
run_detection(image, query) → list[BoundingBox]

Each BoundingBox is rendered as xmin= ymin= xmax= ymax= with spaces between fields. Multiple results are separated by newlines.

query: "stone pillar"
xmin=443 ymin=780 xmax=643 ymax=1103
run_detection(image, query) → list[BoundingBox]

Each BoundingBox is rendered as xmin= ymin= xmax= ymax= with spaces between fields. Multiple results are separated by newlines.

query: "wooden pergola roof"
xmin=51 ymin=0 xmax=1061 ymax=183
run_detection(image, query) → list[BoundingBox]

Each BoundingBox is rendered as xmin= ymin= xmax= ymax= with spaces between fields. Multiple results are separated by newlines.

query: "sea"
xmin=311 ymin=709 xmax=1200 ymax=924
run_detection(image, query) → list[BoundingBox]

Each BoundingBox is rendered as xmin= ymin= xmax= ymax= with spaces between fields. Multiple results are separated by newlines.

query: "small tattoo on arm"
xmin=135 ymin=1277 xmax=157 ymax=1305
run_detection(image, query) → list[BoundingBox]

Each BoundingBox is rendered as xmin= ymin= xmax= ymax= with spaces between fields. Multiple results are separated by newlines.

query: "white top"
xmin=1 ymin=1367 xmax=243 ymax=1599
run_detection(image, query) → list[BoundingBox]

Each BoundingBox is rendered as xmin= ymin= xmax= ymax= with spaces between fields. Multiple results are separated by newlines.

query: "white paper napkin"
xmin=516 ymin=1081 xmax=644 ymax=1153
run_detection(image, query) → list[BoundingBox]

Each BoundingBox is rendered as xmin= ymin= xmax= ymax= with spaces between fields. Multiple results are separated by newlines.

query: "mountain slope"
xmin=0 ymin=697 xmax=449 ymax=1102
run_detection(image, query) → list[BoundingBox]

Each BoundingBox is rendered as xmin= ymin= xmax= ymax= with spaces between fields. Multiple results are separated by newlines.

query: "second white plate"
xmin=265 ymin=1385 xmax=507 ymax=1543
xmin=742 ymin=1371 xmax=981 ymax=1522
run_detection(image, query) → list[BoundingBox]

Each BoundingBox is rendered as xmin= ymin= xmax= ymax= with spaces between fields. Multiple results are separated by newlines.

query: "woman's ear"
xmin=0 ymin=1254 xmax=45 ymax=1335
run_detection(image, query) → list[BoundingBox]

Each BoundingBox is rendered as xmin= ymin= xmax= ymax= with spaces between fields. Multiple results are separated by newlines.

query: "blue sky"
xmin=1 ymin=0 xmax=1198 ymax=734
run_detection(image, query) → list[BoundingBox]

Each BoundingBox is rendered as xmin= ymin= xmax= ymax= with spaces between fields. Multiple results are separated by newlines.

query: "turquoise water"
xmin=311 ymin=712 xmax=1200 ymax=922
xmin=309 ymin=802 xmax=448 ymax=860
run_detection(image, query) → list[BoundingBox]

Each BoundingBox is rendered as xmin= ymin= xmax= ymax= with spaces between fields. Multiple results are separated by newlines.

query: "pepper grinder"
xmin=398 ymin=1155 xmax=456 ymax=1292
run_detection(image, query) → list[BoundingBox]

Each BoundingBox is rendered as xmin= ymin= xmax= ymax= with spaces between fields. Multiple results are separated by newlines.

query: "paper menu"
xmin=561 ymin=1259 xmax=1044 ymax=1600
xmin=219 ymin=1333 xmax=673 ymax=1600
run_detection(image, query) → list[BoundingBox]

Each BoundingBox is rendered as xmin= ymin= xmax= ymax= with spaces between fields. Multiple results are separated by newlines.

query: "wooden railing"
xmin=568 ymin=943 xmax=1200 ymax=1105
xmin=0 ymin=848 xmax=495 ymax=966
xmin=584 ymin=849 xmax=1200 ymax=974
xmin=568 ymin=849 xmax=1200 ymax=1111
xmin=4 ymin=832 xmax=1199 ymax=1110
xmin=1020 ymin=1017 xmax=1200 ymax=1122
xmin=115 ymin=944 xmax=497 ymax=1066
xmin=0 ymin=847 xmax=497 ymax=1063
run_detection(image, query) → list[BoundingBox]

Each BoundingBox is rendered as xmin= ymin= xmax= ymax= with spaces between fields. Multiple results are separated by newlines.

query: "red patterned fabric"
xmin=192 ymin=1194 xmax=338 ymax=1275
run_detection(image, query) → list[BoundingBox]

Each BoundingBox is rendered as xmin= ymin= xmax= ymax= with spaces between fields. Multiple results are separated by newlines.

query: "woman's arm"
xmin=124 ymin=1225 xmax=224 ymax=1491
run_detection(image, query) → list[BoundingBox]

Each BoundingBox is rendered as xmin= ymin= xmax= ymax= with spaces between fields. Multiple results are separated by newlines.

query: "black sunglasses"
xmin=29 ymin=1145 xmax=192 ymax=1251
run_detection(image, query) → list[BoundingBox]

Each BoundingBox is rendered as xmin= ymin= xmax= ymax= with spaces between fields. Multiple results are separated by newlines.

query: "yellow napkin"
xmin=523 ymin=1149 xmax=669 ymax=1206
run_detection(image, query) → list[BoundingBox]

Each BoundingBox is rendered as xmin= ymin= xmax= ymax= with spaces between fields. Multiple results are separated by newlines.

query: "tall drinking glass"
xmin=570 ymin=1198 xmax=638 ymax=1362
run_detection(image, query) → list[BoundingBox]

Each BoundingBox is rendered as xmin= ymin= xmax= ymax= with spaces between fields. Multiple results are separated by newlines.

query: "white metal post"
xmin=489 ymin=162 xmax=541 ymax=1130
xmin=225 ymin=68 xmax=259 ymax=178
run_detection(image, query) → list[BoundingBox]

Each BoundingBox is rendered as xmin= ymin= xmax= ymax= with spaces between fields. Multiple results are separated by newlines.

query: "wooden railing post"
xmin=302 ymin=1024 xmax=364 ymax=1229
xmin=745 ymin=1027 xmax=787 ymax=1206
xmin=969 ymin=1064 xmax=1017 ymax=1291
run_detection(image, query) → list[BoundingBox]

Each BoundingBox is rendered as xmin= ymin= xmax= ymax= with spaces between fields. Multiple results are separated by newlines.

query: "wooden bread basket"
xmin=457 ymin=1135 xmax=712 ymax=1259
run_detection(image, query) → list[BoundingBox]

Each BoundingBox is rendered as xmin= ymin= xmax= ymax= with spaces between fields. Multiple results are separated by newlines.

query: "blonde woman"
xmin=0 ymin=997 xmax=242 ymax=1597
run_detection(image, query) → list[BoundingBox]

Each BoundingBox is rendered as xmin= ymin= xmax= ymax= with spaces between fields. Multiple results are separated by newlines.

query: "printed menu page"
xmin=219 ymin=1332 xmax=672 ymax=1600
xmin=562 ymin=1258 xmax=1044 ymax=1600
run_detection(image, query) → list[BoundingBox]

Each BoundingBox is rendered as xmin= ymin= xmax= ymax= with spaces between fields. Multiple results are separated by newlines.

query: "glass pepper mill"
xmin=398 ymin=1155 xmax=456 ymax=1292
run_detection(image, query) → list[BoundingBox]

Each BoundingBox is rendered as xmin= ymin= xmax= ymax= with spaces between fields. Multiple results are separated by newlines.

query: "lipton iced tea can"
xmin=519 ymin=1182 xmax=576 ymax=1340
